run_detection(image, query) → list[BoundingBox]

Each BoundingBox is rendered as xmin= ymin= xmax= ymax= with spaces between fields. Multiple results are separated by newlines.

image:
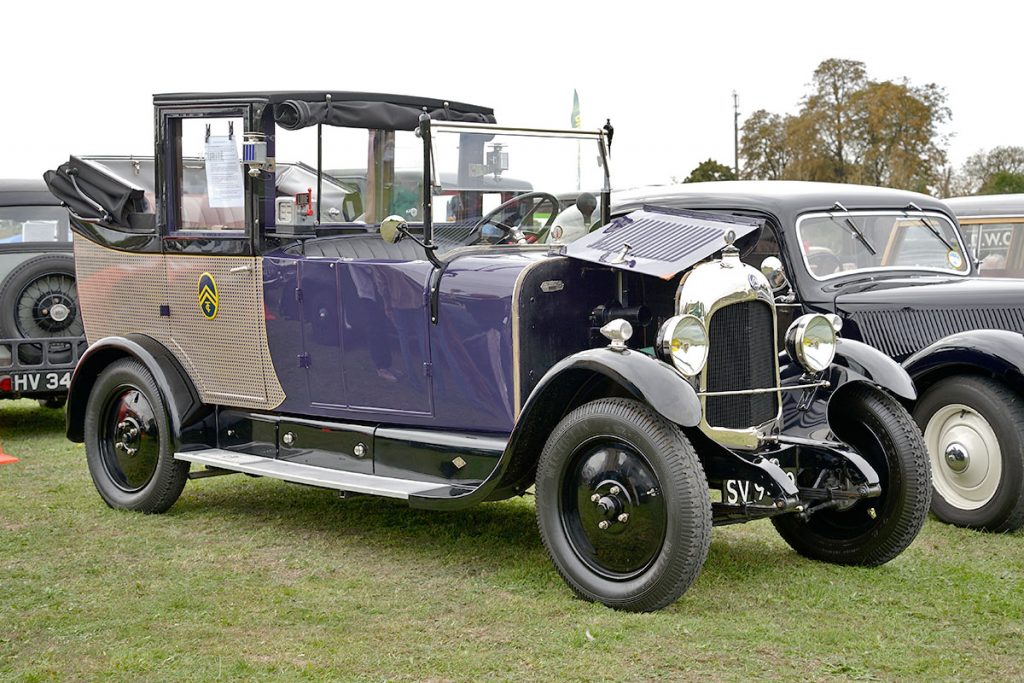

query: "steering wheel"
xmin=469 ymin=191 xmax=561 ymax=245
xmin=806 ymin=248 xmax=842 ymax=276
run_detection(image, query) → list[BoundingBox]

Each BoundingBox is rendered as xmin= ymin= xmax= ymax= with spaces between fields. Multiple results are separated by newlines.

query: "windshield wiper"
xmin=829 ymin=202 xmax=876 ymax=255
xmin=904 ymin=203 xmax=955 ymax=252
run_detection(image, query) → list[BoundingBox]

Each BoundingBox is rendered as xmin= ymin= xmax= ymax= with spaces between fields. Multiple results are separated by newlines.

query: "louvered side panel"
xmin=848 ymin=308 xmax=1024 ymax=361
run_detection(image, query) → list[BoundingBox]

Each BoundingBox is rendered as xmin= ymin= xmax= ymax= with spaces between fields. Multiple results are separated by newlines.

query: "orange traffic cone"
xmin=0 ymin=435 xmax=18 ymax=465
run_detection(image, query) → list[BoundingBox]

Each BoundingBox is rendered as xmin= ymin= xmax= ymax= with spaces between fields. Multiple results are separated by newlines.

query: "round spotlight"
xmin=786 ymin=314 xmax=837 ymax=373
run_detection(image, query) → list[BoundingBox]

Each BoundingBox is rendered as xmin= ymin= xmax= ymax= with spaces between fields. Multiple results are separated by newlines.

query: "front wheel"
xmin=913 ymin=375 xmax=1024 ymax=532
xmin=84 ymin=358 xmax=188 ymax=513
xmin=773 ymin=385 xmax=930 ymax=566
xmin=535 ymin=398 xmax=712 ymax=612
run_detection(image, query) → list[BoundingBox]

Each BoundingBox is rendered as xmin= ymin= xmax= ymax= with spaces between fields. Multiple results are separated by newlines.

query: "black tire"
xmin=535 ymin=398 xmax=712 ymax=612
xmin=773 ymin=385 xmax=930 ymax=566
xmin=0 ymin=254 xmax=82 ymax=364
xmin=38 ymin=396 xmax=66 ymax=410
xmin=84 ymin=358 xmax=188 ymax=513
xmin=913 ymin=376 xmax=1024 ymax=532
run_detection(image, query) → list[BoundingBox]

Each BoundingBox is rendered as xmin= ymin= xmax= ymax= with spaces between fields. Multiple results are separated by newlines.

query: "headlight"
xmin=656 ymin=314 xmax=708 ymax=377
xmin=786 ymin=314 xmax=837 ymax=373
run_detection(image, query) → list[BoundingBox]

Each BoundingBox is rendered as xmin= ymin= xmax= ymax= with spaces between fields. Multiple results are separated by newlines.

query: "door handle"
xmin=229 ymin=264 xmax=252 ymax=274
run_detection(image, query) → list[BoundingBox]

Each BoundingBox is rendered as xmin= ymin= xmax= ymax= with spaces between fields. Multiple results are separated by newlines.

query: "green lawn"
xmin=1 ymin=398 xmax=1022 ymax=682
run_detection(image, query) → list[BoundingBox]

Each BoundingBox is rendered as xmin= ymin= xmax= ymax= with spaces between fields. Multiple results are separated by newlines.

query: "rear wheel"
xmin=84 ymin=358 xmax=188 ymax=513
xmin=913 ymin=376 xmax=1024 ymax=532
xmin=0 ymin=254 xmax=82 ymax=364
xmin=535 ymin=398 xmax=711 ymax=612
xmin=773 ymin=386 xmax=930 ymax=566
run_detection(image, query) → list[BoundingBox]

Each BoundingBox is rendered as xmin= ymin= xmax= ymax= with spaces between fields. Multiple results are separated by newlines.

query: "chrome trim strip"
xmin=697 ymin=381 xmax=828 ymax=397
xmin=430 ymin=121 xmax=606 ymax=140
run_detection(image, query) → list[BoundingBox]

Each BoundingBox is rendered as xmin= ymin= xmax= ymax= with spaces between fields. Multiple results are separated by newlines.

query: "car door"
xmin=160 ymin=111 xmax=283 ymax=409
xmin=297 ymin=241 xmax=433 ymax=416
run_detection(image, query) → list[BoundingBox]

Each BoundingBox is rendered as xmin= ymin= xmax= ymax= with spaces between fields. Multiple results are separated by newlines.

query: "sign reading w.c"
xmin=198 ymin=273 xmax=219 ymax=320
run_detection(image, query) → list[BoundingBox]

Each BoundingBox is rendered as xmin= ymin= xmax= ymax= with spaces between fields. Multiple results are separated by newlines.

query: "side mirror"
xmin=576 ymin=192 xmax=598 ymax=226
xmin=380 ymin=215 xmax=408 ymax=244
xmin=760 ymin=256 xmax=789 ymax=292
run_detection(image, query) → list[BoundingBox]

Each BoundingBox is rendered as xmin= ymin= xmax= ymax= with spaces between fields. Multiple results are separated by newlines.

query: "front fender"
xmin=465 ymin=347 xmax=700 ymax=506
xmin=778 ymin=337 xmax=916 ymax=442
xmin=903 ymin=329 xmax=1024 ymax=393
xmin=66 ymin=334 xmax=205 ymax=443
xmin=830 ymin=337 xmax=917 ymax=400
xmin=523 ymin=347 xmax=702 ymax=427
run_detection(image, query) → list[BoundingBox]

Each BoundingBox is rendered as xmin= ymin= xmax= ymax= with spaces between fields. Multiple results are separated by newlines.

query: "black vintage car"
xmin=945 ymin=193 xmax=1024 ymax=278
xmin=0 ymin=179 xmax=85 ymax=408
xmin=46 ymin=92 xmax=929 ymax=611
xmin=611 ymin=181 xmax=1024 ymax=532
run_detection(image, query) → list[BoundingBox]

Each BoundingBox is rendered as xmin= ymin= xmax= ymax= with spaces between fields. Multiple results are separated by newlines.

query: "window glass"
xmin=174 ymin=116 xmax=246 ymax=233
xmin=273 ymin=126 xmax=422 ymax=227
xmin=963 ymin=220 xmax=1024 ymax=276
xmin=0 ymin=206 xmax=70 ymax=243
xmin=797 ymin=212 xmax=969 ymax=279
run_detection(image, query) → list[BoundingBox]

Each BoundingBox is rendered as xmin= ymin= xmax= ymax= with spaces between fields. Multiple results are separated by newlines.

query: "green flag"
xmin=571 ymin=89 xmax=581 ymax=129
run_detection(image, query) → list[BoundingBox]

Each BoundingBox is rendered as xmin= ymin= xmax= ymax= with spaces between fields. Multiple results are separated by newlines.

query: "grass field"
xmin=1 ymin=399 xmax=1022 ymax=682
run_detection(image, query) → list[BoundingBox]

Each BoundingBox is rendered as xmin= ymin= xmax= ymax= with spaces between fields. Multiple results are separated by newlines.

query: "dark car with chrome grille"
xmin=611 ymin=180 xmax=1024 ymax=534
xmin=46 ymin=91 xmax=929 ymax=612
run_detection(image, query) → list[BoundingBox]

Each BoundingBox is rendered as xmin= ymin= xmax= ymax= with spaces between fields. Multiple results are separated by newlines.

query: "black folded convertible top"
xmin=153 ymin=91 xmax=496 ymax=131
xmin=43 ymin=157 xmax=149 ymax=231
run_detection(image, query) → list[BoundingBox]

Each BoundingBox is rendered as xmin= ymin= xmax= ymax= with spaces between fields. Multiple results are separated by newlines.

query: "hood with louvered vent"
xmin=836 ymin=277 xmax=1024 ymax=360
xmin=563 ymin=206 xmax=761 ymax=279
xmin=845 ymin=307 xmax=1024 ymax=361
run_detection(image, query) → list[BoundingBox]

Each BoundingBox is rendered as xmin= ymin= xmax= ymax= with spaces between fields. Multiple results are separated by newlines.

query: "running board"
xmin=174 ymin=449 xmax=443 ymax=500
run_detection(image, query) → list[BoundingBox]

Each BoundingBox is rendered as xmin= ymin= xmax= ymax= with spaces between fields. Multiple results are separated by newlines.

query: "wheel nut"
xmin=867 ymin=507 xmax=877 ymax=520
xmin=609 ymin=485 xmax=621 ymax=496
xmin=590 ymin=493 xmax=601 ymax=503
xmin=617 ymin=513 xmax=629 ymax=524
xmin=598 ymin=520 xmax=610 ymax=530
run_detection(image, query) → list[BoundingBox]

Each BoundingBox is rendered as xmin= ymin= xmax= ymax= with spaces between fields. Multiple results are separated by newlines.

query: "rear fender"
xmin=66 ymin=334 xmax=205 ymax=443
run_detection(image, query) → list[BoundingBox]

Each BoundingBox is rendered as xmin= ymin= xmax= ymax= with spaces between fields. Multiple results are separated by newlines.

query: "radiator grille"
xmin=705 ymin=300 xmax=778 ymax=429
xmin=850 ymin=307 xmax=1024 ymax=360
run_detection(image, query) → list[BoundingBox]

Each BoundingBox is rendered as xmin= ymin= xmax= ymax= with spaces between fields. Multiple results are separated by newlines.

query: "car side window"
xmin=740 ymin=222 xmax=782 ymax=269
xmin=0 ymin=206 xmax=70 ymax=243
xmin=166 ymin=116 xmax=247 ymax=236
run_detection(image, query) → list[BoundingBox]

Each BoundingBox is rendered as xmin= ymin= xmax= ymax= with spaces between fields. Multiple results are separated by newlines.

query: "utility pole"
xmin=732 ymin=91 xmax=740 ymax=177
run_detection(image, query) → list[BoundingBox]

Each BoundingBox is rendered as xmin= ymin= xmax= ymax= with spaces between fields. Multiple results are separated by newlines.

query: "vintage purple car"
xmin=46 ymin=91 xmax=929 ymax=611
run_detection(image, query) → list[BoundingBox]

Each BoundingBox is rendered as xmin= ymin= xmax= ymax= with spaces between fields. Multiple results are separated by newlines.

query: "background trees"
xmin=739 ymin=59 xmax=950 ymax=193
xmin=679 ymin=158 xmax=737 ymax=183
xmin=952 ymin=146 xmax=1024 ymax=195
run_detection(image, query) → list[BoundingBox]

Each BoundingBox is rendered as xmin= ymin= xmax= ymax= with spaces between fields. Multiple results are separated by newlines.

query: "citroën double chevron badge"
xmin=198 ymin=273 xmax=219 ymax=320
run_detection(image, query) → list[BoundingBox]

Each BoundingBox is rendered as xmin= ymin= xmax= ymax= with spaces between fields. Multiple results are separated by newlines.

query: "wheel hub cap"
xmin=101 ymin=388 xmax=160 ymax=492
xmin=944 ymin=442 xmax=970 ymax=473
xmin=48 ymin=302 xmax=70 ymax=323
xmin=562 ymin=440 xmax=667 ymax=579
xmin=924 ymin=403 xmax=1002 ymax=510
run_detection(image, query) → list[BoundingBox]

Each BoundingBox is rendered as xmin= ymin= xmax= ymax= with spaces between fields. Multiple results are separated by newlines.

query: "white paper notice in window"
xmin=205 ymin=136 xmax=244 ymax=208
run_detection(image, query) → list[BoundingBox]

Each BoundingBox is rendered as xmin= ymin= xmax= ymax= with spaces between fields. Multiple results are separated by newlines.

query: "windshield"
xmin=797 ymin=211 xmax=969 ymax=280
xmin=429 ymin=124 xmax=608 ymax=249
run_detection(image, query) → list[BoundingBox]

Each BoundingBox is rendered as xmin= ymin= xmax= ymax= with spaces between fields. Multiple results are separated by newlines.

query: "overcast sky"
xmin=2 ymin=0 xmax=1018 ymax=192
